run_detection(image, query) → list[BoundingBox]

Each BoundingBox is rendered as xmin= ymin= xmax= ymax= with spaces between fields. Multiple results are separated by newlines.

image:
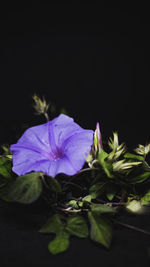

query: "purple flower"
xmin=10 ymin=114 xmax=94 ymax=178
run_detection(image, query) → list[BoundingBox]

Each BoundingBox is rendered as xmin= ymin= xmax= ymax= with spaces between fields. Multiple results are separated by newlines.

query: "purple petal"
xmin=51 ymin=156 xmax=77 ymax=177
xmin=63 ymin=130 xmax=94 ymax=172
xmin=10 ymin=146 xmax=50 ymax=176
xmin=12 ymin=123 xmax=51 ymax=154
xmin=48 ymin=114 xmax=82 ymax=149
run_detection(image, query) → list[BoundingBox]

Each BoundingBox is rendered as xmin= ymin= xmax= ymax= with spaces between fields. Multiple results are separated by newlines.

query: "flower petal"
xmin=53 ymin=156 xmax=77 ymax=177
xmin=10 ymin=146 xmax=50 ymax=176
xmin=63 ymin=130 xmax=94 ymax=172
xmin=13 ymin=123 xmax=52 ymax=153
xmin=49 ymin=114 xmax=82 ymax=149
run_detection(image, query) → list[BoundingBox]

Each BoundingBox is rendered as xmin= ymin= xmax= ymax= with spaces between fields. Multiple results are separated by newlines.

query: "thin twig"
xmin=96 ymin=198 xmax=126 ymax=206
xmin=114 ymin=220 xmax=150 ymax=236
xmin=57 ymin=205 xmax=89 ymax=213
xmin=62 ymin=181 xmax=83 ymax=191
xmin=115 ymin=191 xmax=126 ymax=211
xmin=57 ymin=207 xmax=82 ymax=213
xmin=76 ymin=167 xmax=97 ymax=175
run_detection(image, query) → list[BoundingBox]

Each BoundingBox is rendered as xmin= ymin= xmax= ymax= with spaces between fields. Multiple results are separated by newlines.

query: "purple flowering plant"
xmin=0 ymin=94 xmax=150 ymax=255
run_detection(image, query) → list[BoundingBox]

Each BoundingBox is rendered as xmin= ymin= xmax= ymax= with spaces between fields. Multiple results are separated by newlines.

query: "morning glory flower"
xmin=10 ymin=114 xmax=94 ymax=178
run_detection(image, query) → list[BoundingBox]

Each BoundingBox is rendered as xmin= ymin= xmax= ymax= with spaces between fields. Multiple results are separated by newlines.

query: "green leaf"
xmin=40 ymin=214 xmax=70 ymax=254
xmin=78 ymin=201 xmax=84 ymax=208
xmin=0 ymin=157 xmax=12 ymax=179
xmin=106 ymin=184 xmax=117 ymax=201
xmin=88 ymin=211 xmax=112 ymax=248
xmin=141 ymin=190 xmax=150 ymax=205
xmin=91 ymin=203 xmax=116 ymax=215
xmin=124 ymin=153 xmax=144 ymax=161
xmin=39 ymin=214 xmax=63 ymax=234
xmin=82 ymin=195 xmax=92 ymax=202
xmin=8 ymin=172 xmax=43 ymax=204
xmin=126 ymin=200 xmax=142 ymax=213
xmin=130 ymin=172 xmax=150 ymax=184
xmin=66 ymin=215 xmax=89 ymax=238
xmin=48 ymin=230 xmax=70 ymax=255
xmin=98 ymin=150 xmax=113 ymax=178
xmin=66 ymin=200 xmax=78 ymax=209
xmin=46 ymin=176 xmax=62 ymax=192
xmin=89 ymin=182 xmax=107 ymax=199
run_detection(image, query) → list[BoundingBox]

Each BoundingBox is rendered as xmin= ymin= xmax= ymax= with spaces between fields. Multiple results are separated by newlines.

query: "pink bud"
xmin=96 ymin=122 xmax=103 ymax=150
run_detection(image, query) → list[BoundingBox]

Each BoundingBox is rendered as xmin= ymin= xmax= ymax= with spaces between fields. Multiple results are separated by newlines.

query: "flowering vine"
xmin=0 ymin=95 xmax=150 ymax=255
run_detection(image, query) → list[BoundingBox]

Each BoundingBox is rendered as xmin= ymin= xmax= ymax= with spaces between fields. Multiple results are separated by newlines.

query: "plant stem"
xmin=114 ymin=220 xmax=150 ymax=236
xmin=44 ymin=112 xmax=49 ymax=122
xmin=57 ymin=207 xmax=81 ymax=213
xmin=63 ymin=181 xmax=83 ymax=191
xmin=77 ymin=167 xmax=97 ymax=175
xmin=115 ymin=191 xmax=126 ymax=211
xmin=95 ymin=198 xmax=126 ymax=206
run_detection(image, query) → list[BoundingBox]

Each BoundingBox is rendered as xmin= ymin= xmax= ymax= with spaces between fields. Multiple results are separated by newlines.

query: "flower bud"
xmin=93 ymin=122 xmax=103 ymax=156
xmin=33 ymin=94 xmax=49 ymax=115
xmin=135 ymin=143 xmax=150 ymax=156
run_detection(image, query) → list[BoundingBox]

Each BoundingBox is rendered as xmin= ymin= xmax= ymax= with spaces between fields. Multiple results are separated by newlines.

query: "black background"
xmin=0 ymin=4 xmax=150 ymax=266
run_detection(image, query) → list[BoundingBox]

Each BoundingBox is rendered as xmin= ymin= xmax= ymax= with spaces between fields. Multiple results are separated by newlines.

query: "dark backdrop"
xmin=0 ymin=4 xmax=150 ymax=266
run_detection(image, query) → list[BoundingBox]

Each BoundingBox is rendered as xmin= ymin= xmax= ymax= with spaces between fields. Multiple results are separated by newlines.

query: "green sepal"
xmin=124 ymin=153 xmax=144 ymax=161
xmin=91 ymin=203 xmax=116 ymax=215
xmin=66 ymin=214 xmax=89 ymax=238
xmin=7 ymin=172 xmax=43 ymax=204
xmin=129 ymin=172 xmax=150 ymax=184
xmin=98 ymin=150 xmax=113 ymax=178
xmin=88 ymin=211 xmax=113 ymax=248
